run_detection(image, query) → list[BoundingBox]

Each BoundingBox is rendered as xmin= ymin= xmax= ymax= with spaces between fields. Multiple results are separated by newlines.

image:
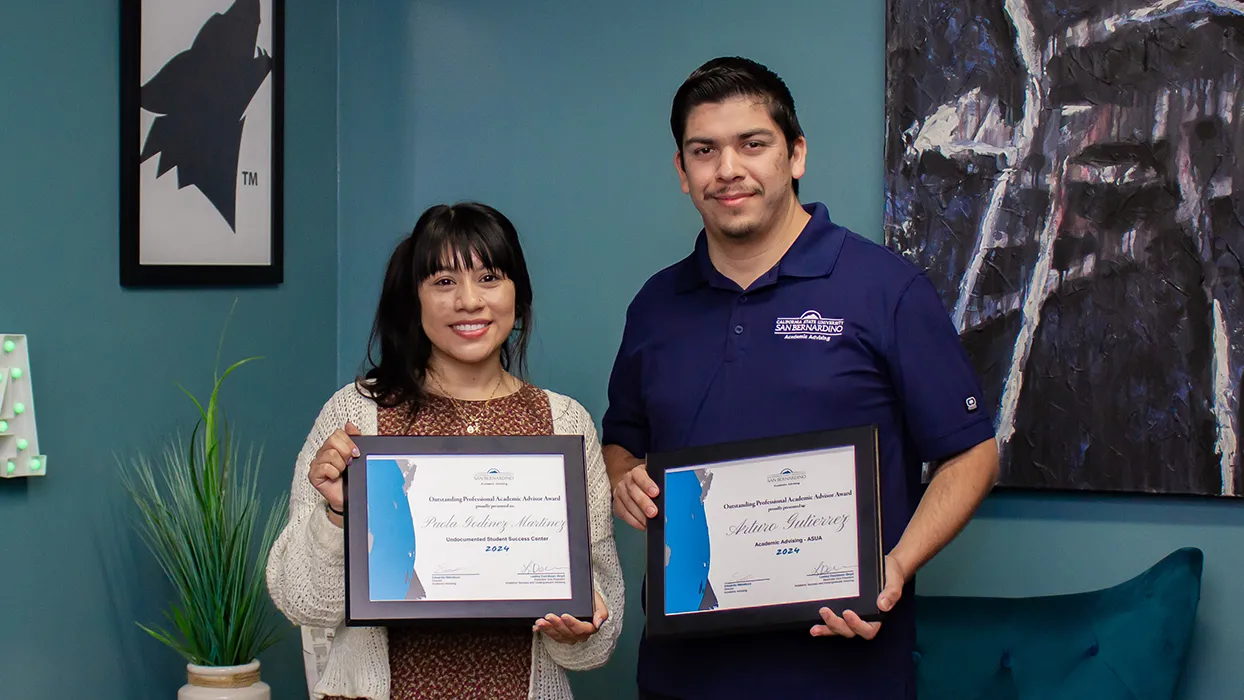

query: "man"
xmin=602 ymin=56 xmax=1000 ymax=700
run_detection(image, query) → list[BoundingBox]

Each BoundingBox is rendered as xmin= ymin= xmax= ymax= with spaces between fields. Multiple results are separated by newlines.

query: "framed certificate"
xmin=343 ymin=434 xmax=595 ymax=626
xmin=645 ymin=425 xmax=883 ymax=639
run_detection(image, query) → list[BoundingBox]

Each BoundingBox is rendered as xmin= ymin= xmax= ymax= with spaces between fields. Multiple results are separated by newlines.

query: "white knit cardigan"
xmin=266 ymin=382 xmax=626 ymax=700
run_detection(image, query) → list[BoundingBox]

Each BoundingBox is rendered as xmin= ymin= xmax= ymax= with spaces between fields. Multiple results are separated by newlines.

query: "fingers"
xmin=311 ymin=459 xmax=342 ymax=485
xmin=309 ymin=442 xmax=349 ymax=509
xmin=310 ymin=451 xmax=346 ymax=486
xmin=613 ymin=487 xmax=649 ymax=531
xmin=311 ymin=426 xmax=359 ymax=485
xmin=811 ymin=607 xmax=854 ymax=638
xmin=592 ymin=591 xmax=609 ymax=628
xmin=314 ymin=449 xmax=348 ymax=478
xmin=630 ymin=466 xmax=659 ymax=498
xmin=326 ymin=429 xmax=360 ymax=460
xmin=810 ymin=608 xmax=882 ymax=640
xmin=533 ymin=613 xmax=595 ymax=644
xmin=842 ymin=610 xmax=882 ymax=640
xmin=611 ymin=465 xmax=658 ymax=531
xmin=560 ymin=615 xmax=596 ymax=637
xmin=878 ymin=583 xmax=902 ymax=612
xmin=307 ymin=424 xmax=363 ymax=509
xmin=878 ymin=554 xmax=905 ymax=612
xmin=627 ymin=480 xmax=658 ymax=519
xmin=629 ymin=465 xmax=659 ymax=518
xmin=533 ymin=618 xmax=553 ymax=639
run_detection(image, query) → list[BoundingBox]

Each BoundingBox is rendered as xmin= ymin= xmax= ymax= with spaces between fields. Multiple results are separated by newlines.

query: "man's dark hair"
xmin=670 ymin=56 xmax=804 ymax=195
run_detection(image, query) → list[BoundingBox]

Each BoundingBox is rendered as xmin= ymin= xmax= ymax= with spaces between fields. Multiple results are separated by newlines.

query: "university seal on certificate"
xmin=645 ymin=425 xmax=884 ymax=638
xmin=342 ymin=435 xmax=594 ymax=626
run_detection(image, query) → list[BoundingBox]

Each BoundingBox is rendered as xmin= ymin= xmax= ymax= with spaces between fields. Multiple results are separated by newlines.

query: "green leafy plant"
xmin=120 ymin=307 xmax=289 ymax=667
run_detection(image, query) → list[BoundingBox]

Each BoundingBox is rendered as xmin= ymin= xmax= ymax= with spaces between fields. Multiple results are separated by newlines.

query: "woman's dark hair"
xmin=357 ymin=201 xmax=534 ymax=410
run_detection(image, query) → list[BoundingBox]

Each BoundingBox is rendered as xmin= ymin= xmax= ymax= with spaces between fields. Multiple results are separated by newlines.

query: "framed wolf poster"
xmin=120 ymin=0 xmax=284 ymax=287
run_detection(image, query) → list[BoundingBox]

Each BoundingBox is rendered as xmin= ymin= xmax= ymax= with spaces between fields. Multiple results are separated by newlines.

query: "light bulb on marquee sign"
xmin=0 ymin=335 xmax=46 ymax=478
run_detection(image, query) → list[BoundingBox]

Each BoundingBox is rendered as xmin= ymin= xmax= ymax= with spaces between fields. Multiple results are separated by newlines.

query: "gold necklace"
xmin=429 ymin=371 xmax=505 ymax=435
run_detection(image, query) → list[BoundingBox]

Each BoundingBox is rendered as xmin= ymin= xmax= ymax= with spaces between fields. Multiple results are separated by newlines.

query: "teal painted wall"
xmin=335 ymin=1 xmax=1244 ymax=699
xmin=0 ymin=1 xmax=339 ymax=698
xmin=337 ymin=1 xmax=420 ymax=386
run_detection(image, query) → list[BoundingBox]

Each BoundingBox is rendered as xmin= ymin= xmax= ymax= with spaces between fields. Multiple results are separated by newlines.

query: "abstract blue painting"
xmin=883 ymin=0 xmax=1244 ymax=496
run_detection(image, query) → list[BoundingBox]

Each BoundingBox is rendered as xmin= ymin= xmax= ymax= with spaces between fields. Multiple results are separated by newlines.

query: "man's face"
xmin=675 ymin=96 xmax=806 ymax=241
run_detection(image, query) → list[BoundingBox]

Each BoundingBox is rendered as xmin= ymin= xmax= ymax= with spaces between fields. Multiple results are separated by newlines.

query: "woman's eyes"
xmin=431 ymin=272 xmax=502 ymax=286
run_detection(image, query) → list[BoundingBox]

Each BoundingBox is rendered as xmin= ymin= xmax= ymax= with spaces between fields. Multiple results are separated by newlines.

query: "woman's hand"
xmin=534 ymin=590 xmax=607 ymax=644
xmin=308 ymin=422 xmax=362 ymax=519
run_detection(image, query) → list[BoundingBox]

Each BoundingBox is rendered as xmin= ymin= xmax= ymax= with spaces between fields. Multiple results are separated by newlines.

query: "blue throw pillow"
xmin=913 ymin=547 xmax=1203 ymax=700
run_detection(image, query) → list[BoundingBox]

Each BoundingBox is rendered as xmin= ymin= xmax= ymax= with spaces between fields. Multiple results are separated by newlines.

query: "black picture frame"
xmin=119 ymin=0 xmax=284 ymax=287
xmin=344 ymin=434 xmax=595 ymax=627
xmin=644 ymin=425 xmax=884 ymax=640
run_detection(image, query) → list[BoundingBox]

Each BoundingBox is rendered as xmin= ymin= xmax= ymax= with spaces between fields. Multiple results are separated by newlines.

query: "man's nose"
xmin=716 ymin=147 xmax=743 ymax=180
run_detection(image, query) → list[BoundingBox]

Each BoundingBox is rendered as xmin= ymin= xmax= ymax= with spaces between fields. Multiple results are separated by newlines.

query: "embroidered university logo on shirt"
xmin=773 ymin=310 xmax=844 ymax=342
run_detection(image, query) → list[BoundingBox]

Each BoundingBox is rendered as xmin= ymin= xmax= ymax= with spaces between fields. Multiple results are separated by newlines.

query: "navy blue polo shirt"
xmin=603 ymin=202 xmax=995 ymax=700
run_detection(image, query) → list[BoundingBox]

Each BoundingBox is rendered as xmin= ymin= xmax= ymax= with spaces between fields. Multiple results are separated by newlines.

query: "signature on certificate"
xmin=809 ymin=561 xmax=855 ymax=576
xmin=519 ymin=560 xmax=567 ymax=574
xmin=434 ymin=562 xmax=465 ymax=574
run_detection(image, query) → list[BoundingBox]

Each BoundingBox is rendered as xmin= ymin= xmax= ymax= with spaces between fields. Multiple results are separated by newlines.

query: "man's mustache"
xmin=706 ymin=187 xmax=762 ymax=199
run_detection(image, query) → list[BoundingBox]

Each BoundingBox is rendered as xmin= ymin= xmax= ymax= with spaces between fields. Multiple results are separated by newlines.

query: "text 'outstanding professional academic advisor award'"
xmin=645 ymin=425 xmax=884 ymax=638
xmin=343 ymin=434 xmax=594 ymax=626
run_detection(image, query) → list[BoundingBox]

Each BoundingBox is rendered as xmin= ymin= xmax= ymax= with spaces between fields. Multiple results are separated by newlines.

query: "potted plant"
xmin=121 ymin=312 xmax=288 ymax=699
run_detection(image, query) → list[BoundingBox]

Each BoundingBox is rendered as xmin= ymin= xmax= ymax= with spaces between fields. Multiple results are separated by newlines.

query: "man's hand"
xmin=612 ymin=464 xmax=659 ymax=531
xmin=810 ymin=554 xmax=907 ymax=640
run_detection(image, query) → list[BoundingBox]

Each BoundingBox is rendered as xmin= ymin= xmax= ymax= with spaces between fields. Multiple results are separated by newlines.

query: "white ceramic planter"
xmin=177 ymin=660 xmax=271 ymax=700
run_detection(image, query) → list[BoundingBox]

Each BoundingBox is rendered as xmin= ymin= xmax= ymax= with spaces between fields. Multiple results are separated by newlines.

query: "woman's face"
xmin=418 ymin=254 xmax=517 ymax=370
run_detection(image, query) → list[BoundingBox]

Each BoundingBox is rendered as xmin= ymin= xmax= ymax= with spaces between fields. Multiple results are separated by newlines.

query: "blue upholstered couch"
xmin=913 ymin=547 xmax=1203 ymax=700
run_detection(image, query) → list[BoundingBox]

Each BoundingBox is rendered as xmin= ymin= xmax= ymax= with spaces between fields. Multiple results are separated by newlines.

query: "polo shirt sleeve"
xmin=602 ymin=304 xmax=651 ymax=459
xmin=886 ymin=272 xmax=996 ymax=464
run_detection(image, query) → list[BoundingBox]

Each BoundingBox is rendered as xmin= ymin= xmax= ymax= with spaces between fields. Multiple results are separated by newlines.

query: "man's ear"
xmin=789 ymin=135 xmax=807 ymax=181
xmin=675 ymin=150 xmax=690 ymax=195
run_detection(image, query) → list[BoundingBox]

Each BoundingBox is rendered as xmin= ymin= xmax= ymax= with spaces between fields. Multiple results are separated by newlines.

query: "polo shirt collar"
xmin=674 ymin=202 xmax=846 ymax=293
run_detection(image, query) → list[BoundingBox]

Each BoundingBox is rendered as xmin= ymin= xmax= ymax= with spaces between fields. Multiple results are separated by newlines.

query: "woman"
xmin=266 ymin=202 xmax=625 ymax=700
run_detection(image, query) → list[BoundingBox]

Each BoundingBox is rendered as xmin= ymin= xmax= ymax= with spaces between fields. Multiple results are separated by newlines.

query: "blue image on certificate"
xmin=366 ymin=457 xmax=418 ymax=601
xmin=664 ymin=468 xmax=716 ymax=614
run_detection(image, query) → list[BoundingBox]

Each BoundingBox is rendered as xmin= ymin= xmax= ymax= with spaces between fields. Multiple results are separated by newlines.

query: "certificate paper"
xmin=366 ymin=454 xmax=572 ymax=603
xmin=664 ymin=446 xmax=859 ymax=615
